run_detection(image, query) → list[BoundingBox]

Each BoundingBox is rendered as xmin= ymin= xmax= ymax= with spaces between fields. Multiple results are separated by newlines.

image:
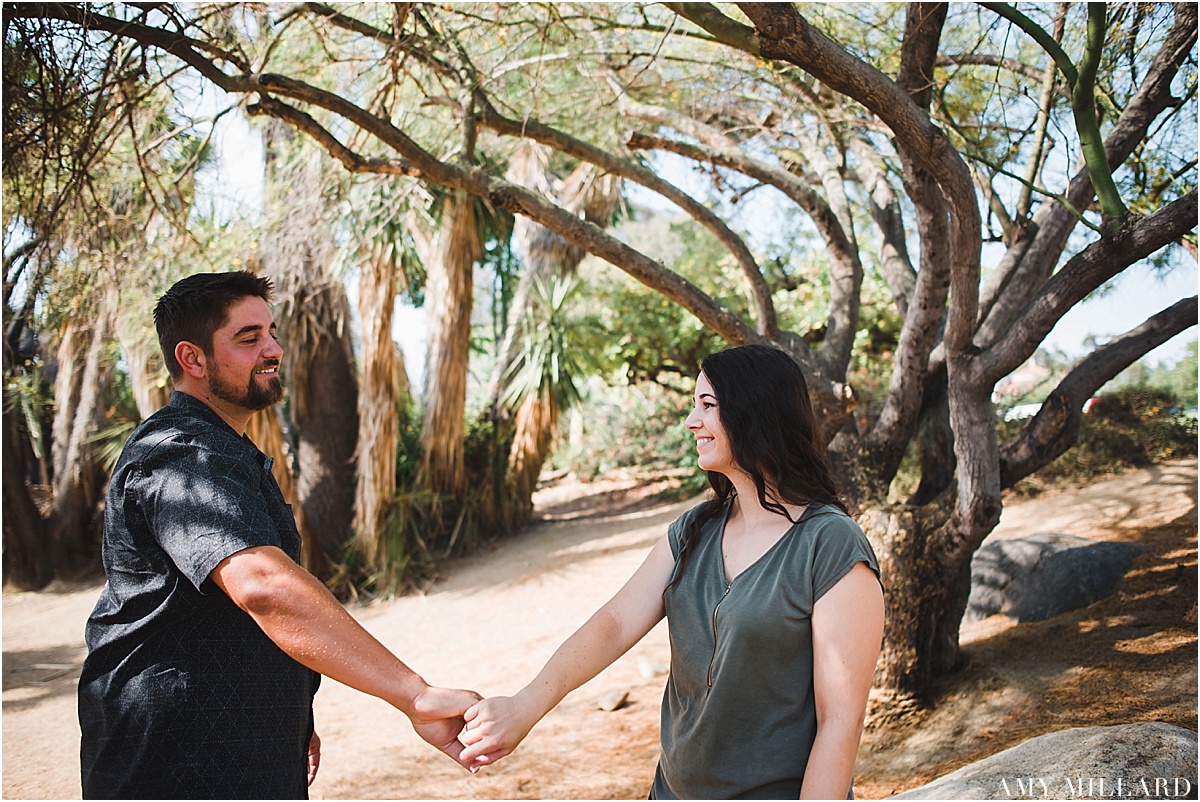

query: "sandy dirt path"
xmin=3 ymin=460 xmax=1195 ymax=799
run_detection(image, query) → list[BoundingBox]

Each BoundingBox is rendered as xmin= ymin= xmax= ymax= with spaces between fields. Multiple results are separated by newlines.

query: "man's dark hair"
xmin=154 ymin=271 xmax=274 ymax=379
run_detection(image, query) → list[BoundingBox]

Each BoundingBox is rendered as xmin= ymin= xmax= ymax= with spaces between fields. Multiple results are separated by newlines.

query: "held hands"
xmin=456 ymin=692 xmax=543 ymax=771
xmin=408 ymin=685 xmax=485 ymax=770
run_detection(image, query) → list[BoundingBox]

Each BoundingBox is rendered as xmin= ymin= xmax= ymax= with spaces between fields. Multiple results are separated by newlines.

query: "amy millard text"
xmin=999 ymin=776 xmax=1195 ymax=798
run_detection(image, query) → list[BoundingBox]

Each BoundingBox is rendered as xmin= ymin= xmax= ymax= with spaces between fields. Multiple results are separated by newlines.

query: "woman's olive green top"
xmin=651 ymin=499 xmax=881 ymax=800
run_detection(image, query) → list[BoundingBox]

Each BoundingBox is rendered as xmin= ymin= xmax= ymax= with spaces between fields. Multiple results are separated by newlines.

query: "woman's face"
xmin=685 ymin=371 xmax=736 ymax=475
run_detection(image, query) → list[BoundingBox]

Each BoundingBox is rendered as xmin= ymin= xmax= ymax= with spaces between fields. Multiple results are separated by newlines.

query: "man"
xmin=78 ymin=271 xmax=478 ymax=799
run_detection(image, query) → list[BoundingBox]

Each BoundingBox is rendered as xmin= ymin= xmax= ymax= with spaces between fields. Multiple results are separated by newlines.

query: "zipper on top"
xmin=707 ymin=580 xmax=733 ymax=687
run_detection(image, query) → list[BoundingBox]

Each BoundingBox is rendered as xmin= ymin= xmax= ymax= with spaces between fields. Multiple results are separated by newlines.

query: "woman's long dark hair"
xmin=670 ymin=344 xmax=847 ymax=587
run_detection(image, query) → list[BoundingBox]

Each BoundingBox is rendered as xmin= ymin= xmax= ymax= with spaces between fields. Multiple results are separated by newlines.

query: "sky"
xmin=195 ymin=106 xmax=1196 ymax=395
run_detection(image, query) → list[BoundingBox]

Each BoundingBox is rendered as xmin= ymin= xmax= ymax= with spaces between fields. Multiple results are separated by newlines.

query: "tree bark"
xmin=863 ymin=500 xmax=953 ymax=708
xmin=48 ymin=305 xmax=111 ymax=576
xmin=419 ymin=190 xmax=480 ymax=499
xmin=289 ymin=283 xmax=359 ymax=580
xmin=2 ymin=396 xmax=53 ymax=590
xmin=353 ymin=252 xmax=400 ymax=577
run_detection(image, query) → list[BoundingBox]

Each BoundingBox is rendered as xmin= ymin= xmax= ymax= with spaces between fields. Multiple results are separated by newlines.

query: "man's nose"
xmin=264 ymin=333 xmax=284 ymax=359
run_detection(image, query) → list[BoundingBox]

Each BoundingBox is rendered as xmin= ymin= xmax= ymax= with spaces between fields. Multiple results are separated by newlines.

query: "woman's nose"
xmin=684 ymin=410 xmax=700 ymax=429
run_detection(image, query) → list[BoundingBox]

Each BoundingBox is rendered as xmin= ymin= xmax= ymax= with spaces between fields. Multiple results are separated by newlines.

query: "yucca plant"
xmin=501 ymin=273 xmax=600 ymax=521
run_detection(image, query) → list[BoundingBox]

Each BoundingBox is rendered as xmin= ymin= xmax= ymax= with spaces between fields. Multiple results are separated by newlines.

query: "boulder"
xmin=890 ymin=722 xmax=1197 ymax=800
xmin=967 ymin=533 xmax=1143 ymax=623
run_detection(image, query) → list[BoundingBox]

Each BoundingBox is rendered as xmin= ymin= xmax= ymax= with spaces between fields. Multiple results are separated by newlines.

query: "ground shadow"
xmin=2 ymin=643 xmax=85 ymax=712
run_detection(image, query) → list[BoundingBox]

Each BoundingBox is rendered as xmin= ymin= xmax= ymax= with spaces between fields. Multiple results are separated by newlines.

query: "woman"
xmin=458 ymin=344 xmax=884 ymax=799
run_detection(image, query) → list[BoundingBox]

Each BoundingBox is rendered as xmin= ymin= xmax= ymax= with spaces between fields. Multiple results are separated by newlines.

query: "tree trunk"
xmin=863 ymin=500 xmax=954 ymax=711
xmin=2 ymin=396 xmax=53 ymax=590
xmin=419 ymin=191 xmax=480 ymax=499
xmin=910 ymin=371 xmax=955 ymax=506
xmin=353 ymin=254 xmax=399 ymax=577
xmin=245 ymin=406 xmax=314 ymax=571
xmin=288 ymin=283 xmax=359 ymax=581
xmin=261 ymin=127 xmax=359 ymax=580
xmin=48 ymin=306 xmax=111 ymax=576
xmin=505 ymin=393 xmax=558 ymax=524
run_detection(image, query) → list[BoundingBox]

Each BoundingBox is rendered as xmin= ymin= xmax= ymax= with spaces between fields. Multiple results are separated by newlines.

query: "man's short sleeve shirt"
xmin=79 ymin=392 xmax=320 ymax=799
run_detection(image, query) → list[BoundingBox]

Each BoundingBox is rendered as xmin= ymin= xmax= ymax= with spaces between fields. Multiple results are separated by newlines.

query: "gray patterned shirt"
xmin=79 ymin=391 xmax=319 ymax=799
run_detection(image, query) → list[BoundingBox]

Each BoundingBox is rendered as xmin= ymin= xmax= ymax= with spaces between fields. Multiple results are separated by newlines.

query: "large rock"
xmin=967 ymin=533 xmax=1143 ymax=623
xmin=890 ymin=723 xmax=1197 ymax=800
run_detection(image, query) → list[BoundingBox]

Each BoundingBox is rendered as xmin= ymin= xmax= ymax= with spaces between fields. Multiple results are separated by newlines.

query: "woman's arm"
xmin=800 ymin=562 xmax=885 ymax=800
xmin=457 ymin=534 xmax=677 ymax=769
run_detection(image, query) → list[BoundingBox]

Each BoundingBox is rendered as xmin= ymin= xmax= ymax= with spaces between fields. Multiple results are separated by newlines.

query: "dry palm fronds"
xmin=506 ymin=390 xmax=559 ymax=520
xmin=418 ymin=189 xmax=481 ymax=497
xmin=353 ymin=249 xmax=400 ymax=575
xmin=245 ymin=406 xmax=314 ymax=571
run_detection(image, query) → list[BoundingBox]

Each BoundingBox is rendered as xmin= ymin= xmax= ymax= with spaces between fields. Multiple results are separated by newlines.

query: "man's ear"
xmin=175 ymin=341 xmax=207 ymax=379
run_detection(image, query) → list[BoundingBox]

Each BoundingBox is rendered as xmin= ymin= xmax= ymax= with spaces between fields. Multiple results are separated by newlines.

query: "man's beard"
xmin=208 ymin=361 xmax=283 ymax=412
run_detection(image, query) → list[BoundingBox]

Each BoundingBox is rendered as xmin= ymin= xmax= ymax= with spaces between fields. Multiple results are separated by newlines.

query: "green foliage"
xmin=1003 ymin=387 xmax=1198 ymax=495
xmin=1108 ymin=340 xmax=1198 ymax=410
xmin=4 ymin=364 xmax=51 ymax=465
xmin=552 ymin=380 xmax=706 ymax=496
xmin=501 ymin=273 xmax=595 ymax=412
xmin=585 ymin=212 xmax=738 ymax=388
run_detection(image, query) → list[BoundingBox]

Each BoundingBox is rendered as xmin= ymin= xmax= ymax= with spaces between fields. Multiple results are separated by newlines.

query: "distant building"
xmin=994 ymin=361 xmax=1052 ymax=401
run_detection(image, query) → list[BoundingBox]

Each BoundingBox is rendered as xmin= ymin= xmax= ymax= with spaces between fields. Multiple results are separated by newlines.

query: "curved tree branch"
xmin=625 ymin=127 xmax=859 ymax=378
xmin=980 ymin=3 xmax=1079 ymax=84
xmin=999 ymin=296 xmax=1198 ymax=486
xmin=473 ymin=93 xmax=781 ymax=340
xmin=979 ymin=189 xmax=1199 ymax=386
xmin=973 ymin=2 xmax=1196 ymax=346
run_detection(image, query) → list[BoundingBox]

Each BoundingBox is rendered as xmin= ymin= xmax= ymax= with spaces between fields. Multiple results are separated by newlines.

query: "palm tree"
xmin=501 ymin=274 xmax=594 ymax=521
xmin=489 ymin=142 xmax=620 ymax=521
xmin=415 ymin=189 xmax=482 ymax=501
xmin=350 ymin=207 xmax=402 ymax=582
xmin=261 ymin=125 xmax=358 ymax=579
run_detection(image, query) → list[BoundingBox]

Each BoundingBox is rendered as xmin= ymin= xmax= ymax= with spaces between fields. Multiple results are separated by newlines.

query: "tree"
xmin=260 ymin=126 xmax=359 ymax=579
xmin=4 ymin=9 xmax=224 ymax=578
xmin=6 ymin=3 xmax=1195 ymax=706
xmin=488 ymin=142 xmax=620 ymax=522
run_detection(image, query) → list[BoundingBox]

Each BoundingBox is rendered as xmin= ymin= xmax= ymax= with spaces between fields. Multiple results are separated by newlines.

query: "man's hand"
xmin=408 ymin=686 xmax=484 ymax=770
xmin=306 ymin=731 xmax=321 ymax=786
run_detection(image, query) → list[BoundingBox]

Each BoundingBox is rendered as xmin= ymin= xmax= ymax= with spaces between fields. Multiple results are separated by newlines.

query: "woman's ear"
xmin=175 ymin=341 xmax=207 ymax=379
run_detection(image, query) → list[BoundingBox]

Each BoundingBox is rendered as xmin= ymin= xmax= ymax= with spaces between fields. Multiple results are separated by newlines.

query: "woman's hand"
xmin=457 ymin=692 xmax=543 ymax=770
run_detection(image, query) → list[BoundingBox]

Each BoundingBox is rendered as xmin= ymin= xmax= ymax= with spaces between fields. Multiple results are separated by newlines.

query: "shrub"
xmin=552 ymin=381 xmax=707 ymax=495
xmin=1008 ymin=387 xmax=1197 ymax=493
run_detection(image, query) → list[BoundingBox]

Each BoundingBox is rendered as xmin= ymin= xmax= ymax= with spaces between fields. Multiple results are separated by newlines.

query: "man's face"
xmin=204 ymin=296 xmax=283 ymax=412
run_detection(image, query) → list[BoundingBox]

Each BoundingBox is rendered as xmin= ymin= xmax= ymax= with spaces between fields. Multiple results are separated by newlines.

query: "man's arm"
xmin=210 ymin=545 xmax=480 ymax=766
